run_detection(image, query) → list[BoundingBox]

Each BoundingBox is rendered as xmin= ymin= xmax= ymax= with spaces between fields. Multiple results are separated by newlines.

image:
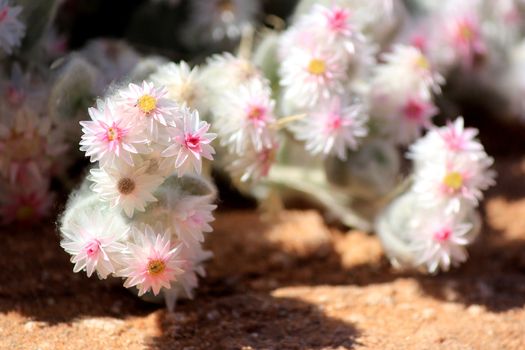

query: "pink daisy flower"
xmin=291 ymin=97 xmax=368 ymax=160
xmin=446 ymin=14 xmax=486 ymax=68
xmin=228 ymin=141 xmax=278 ymax=182
xmin=80 ymin=99 xmax=148 ymax=167
xmin=279 ymin=46 xmax=347 ymax=108
xmin=169 ymin=195 xmax=217 ymax=248
xmin=411 ymin=215 xmax=473 ymax=273
xmin=438 ymin=117 xmax=483 ymax=154
xmin=119 ymin=81 xmax=178 ymax=140
xmin=392 ymin=95 xmax=437 ymax=145
xmin=162 ymin=108 xmax=216 ymax=176
xmin=305 ymin=4 xmax=357 ymax=54
xmin=215 ymin=78 xmax=276 ymax=154
xmin=60 ymin=210 xmax=128 ymax=279
xmin=120 ymin=225 xmax=185 ymax=296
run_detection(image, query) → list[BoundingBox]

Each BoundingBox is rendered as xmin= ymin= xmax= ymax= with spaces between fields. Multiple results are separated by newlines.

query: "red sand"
xmin=1 ymin=157 xmax=525 ymax=349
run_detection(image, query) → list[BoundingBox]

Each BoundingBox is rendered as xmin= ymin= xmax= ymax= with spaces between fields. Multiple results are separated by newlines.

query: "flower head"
xmin=445 ymin=14 xmax=486 ymax=68
xmin=412 ymin=155 xmax=494 ymax=214
xmin=169 ymin=195 xmax=217 ymax=248
xmin=411 ymin=215 xmax=473 ymax=273
xmin=409 ymin=117 xmax=495 ymax=214
xmin=279 ymin=46 xmax=347 ymax=108
xmin=89 ymin=163 xmax=164 ymax=218
xmin=162 ymin=108 xmax=216 ymax=176
xmin=80 ymin=99 xmax=148 ymax=167
xmin=120 ymin=225 xmax=185 ymax=296
xmin=60 ymin=210 xmax=128 ymax=279
xmin=291 ymin=97 xmax=368 ymax=160
xmin=294 ymin=4 xmax=359 ymax=55
xmin=228 ymin=141 xmax=278 ymax=182
xmin=150 ymin=61 xmax=208 ymax=115
xmin=214 ymin=78 xmax=276 ymax=154
xmin=119 ymin=81 xmax=178 ymax=141
xmin=408 ymin=117 xmax=486 ymax=164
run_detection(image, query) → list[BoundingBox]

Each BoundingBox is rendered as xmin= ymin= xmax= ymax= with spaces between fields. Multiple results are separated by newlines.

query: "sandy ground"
xmin=1 ymin=157 xmax=525 ymax=350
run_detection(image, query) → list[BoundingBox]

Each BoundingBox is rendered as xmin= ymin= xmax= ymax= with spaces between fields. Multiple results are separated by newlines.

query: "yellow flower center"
xmin=415 ymin=55 xmax=429 ymax=70
xmin=137 ymin=94 xmax=157 ymax=114
xmin=307 ymin=59 xmax=326 ymax=75
xmin=117 ymin=177 xmax=136 ymax=195
xmin=443 ymin=171 xmax=463 ymax=191
xmin=147 ymin=259 xmax=166 ymax=275
xmin=459 ymin=24 xmax=474 ymax=40
xmin=16 ymin=206 xmax=34 ymax=221
xmin=107 ymin=127 xmax=117 ymax=142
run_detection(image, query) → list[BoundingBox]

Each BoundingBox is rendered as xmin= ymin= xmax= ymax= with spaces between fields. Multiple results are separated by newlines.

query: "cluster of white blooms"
xmin=60 ymin=81 xmax=217 ymax=309
xmin=202 ymin=53 xmax=280 ymax=182
xmin=378 ymin=117 xmax=495 ymax=273
xmin=0 ymin=69 xmax=67 ymax=225
xmin=0 ymin=0 xmax=25 ymax=55
xmin=277 ymin=4 xmax=371 ymax=160
xmin=369 ymin=45 xmax=443 ymax=145
xmin=398 ymin=0 xmax=525 ymax=121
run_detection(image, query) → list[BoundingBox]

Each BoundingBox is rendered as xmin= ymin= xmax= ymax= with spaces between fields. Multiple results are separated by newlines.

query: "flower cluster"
xmin=369 ymin=45 xmax=443 ymax=145
xmin=278 ymin=4 xmax=371 ymax=160
xmin=0 ymin=74 xmax=67 ymax=225
xmin=60 ymin=81 xmax=217 ymax=309
xmin=378 ymin=117 xmax=495 ymax=273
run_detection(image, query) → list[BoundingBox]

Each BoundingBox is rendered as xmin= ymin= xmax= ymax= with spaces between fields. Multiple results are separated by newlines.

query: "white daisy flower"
xmin=202 ymin=52 xmax=261 ymax=92
xmin=423 ymin=0 xmax=487 ymax=71
xmin=79 ymin=99 xmax=148 ymax=167
xmin=214 ymin=77 xmax=276 ymax=154
xmin=383 ymin=93 xmax=438 ymax=145
xmin=228 ymin=141 xmax=278 ymax=182
xmin=162 ymin=108 xmax=216 ymax=176
xmin=410 ymin=214 xmax=473 ymax=273
xmin=60 ymin=209 xmax=128 ymax=279
xmin=369 ymin=45 xmax=443 ymax=144
xmin=120 ymin=225 xmax=185 ymax=296
xmin=89 ymin=163 xmax=165 ymax=218
xmin=407 ymin=117 xmax=487 ymax=165
xmin=0 ymin=0 xmax=25 ymax=54
xmin=279 ymin=45 xmax=347 ymax=109
xmin=412 ymin=154 xmax=494 ymax=214
xmin=168 ymin=195 xmax=217 ymax=248
xmin=291 ymin=4 xmax=361 ymax=56
xmin=119 ymin=81 xmax=178 ymax=141
xmin=290 ymin=97 xmax=368 ymax=160
xmin=150 ymin=61 xmax=208 ymax=116
xmin=371 ymin=45 xmax=443 ymax=100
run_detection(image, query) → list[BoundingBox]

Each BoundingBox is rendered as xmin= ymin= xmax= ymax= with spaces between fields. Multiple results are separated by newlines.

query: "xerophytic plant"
xmin=59 ymin=81 xmax=217 ymax=309
xmin=376 ymin=117 xmax=495 ymax=273
xmin=162 ymin=0 xmax=496 ymax=274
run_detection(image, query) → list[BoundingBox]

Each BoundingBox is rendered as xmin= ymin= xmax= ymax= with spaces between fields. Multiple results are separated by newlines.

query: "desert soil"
xmin=1 ymin=156 xmax=525 ymax=350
